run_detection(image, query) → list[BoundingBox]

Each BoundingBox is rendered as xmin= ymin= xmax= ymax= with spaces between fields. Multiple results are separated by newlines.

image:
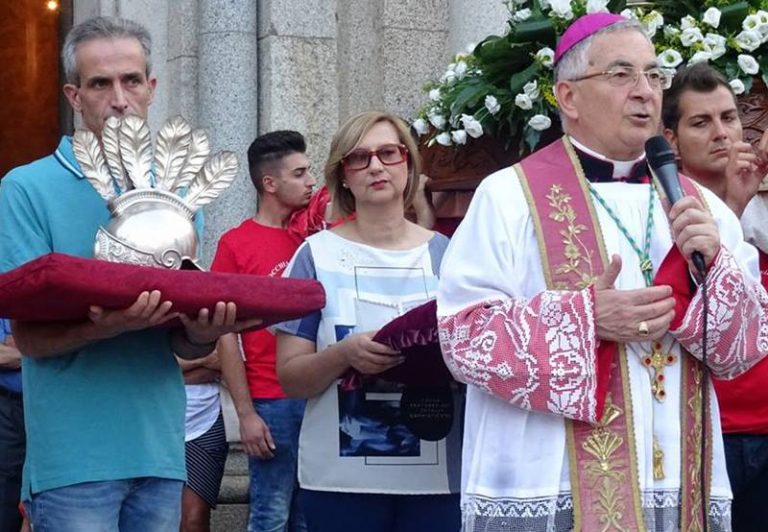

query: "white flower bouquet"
xmin=415 ymin=0 xmax=768 ymax=155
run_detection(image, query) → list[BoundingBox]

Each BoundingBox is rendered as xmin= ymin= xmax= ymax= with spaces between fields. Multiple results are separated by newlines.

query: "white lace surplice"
xmin=438 ymin=163 xmax=765 ymax=532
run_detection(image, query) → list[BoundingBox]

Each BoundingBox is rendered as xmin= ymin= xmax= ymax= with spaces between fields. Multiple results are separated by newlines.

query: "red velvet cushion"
xmin=341 ymin=299 xmax=455 ymax=388
xmin=0 ymin=253 xmax=325 ymax=328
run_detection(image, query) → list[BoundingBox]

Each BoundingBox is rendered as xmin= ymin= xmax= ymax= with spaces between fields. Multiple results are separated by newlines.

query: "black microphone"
xmin=645 ymin=135 xmax=707 ymax=275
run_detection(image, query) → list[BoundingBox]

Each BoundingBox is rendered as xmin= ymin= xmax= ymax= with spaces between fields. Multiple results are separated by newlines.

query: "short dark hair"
xmin=247 ymin=131 xmax=307 ymax=194
xmin=662 ymin=63 xmax=735 ymax=132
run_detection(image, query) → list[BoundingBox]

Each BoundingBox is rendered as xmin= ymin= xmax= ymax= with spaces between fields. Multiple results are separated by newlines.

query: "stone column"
xmin=449 ymin=0 xmax=509 ymax=57
xmin=258 ymin=0 xmax=338 ymax=173
xmin=166 ymin=0 xmax=199 ymax=124
xmin=197 ymin=0 xmax=259 ymax=266
xmin=337 ymin=0 xmax=449 ymax=124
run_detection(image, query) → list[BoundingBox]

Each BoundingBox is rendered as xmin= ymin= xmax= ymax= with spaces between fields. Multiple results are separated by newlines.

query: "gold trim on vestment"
xmin=518 ymin=137 xmax=645 ymax=531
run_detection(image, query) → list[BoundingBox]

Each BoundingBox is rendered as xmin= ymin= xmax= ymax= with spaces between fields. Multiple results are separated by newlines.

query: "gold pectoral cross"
xmin=642 ymin=341 xmax=677 ymax=402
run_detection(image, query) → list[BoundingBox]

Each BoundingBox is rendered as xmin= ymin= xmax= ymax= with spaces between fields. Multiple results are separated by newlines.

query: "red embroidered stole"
xmin=516 ymin=137 xmax=712 ymax=531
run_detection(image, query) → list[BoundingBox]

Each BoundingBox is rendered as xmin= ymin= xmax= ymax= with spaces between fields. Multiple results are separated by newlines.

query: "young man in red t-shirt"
xmin=663 ymin=63 xmax=768 ymax=531
xmin=213 ymin=131 xmax=316 ymax=532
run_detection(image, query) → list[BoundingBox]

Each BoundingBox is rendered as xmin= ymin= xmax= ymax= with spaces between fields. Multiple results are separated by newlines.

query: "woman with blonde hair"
xmin=275 ymin=111 xmax=461 ymax=532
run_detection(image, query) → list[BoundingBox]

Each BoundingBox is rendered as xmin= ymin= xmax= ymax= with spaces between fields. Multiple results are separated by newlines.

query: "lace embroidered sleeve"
xmin=438 ymin=287 xmax=611 ymax=424
xmin=671 ymin=247 xmax=768 ymax=379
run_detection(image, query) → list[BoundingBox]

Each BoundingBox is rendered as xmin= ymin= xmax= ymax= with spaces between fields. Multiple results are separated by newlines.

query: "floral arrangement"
xmin=413 ymin=0 xmax=768 ymax=155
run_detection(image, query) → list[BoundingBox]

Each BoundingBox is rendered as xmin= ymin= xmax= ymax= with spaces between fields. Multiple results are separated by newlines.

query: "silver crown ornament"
xmin=73 ymin=115 xmax=237 ymax=270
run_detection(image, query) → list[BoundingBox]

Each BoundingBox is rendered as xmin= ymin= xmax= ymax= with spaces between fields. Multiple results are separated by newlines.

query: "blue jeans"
xmin=248 ymin=398 xmax=306 ymax=532
xmin=25 ymin=477 xmax=183 ymax=532
xmin=723 ymin=433 xmax=768 ymax=532
xmin=300 ymin=489 xmax=461 ymax=532
xmin=0 ymin=391 xmax=24 ymax=532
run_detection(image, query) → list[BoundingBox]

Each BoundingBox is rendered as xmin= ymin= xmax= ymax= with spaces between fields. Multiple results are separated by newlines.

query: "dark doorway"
xmin=0 ymin=0 xmax=72 ymax=178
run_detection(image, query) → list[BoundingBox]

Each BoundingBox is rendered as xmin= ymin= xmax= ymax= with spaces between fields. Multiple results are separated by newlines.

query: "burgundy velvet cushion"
xmin=0 ymin=253 xmax=325 ymax=329
xmin=341 ymin=299 xmax=455 ymax=388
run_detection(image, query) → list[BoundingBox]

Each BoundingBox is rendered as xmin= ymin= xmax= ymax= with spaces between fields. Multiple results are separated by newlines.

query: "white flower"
xmin=680 ymin=27 xmax=704 ymax=47
xmin=730 ymin=79 xmax=746 ymax=95
xmin=738 ymin=54 xmax=760 ymax=75
xmin=428 ymin=113 xmax=446 ymax=129
xmin=756 ymin=11 xmax=768 ymax=35
xmin=736 ymin=30 xmax=762 ymax=52
xmin=515 ymin=93 xmax=533 ymax=110
xmin=485 ymin=95 xmax=501 ymax=115
xmin=440 ymin=69 xmax=456 ymax=84
xmin=412 ymin=118 xmax=428 ymax=136
xmin=643 ymin=11 xmax=664 ymax=38
xmin=586 ymin=0 xmax=608 ymax=14
xmin=539 ymin=0 xmax=550 ymax=9
xmin=523 ymin=80 xmax=540 ymax=99
xmin=454 ymin=61 xmax=468 ymax=79
xmin=435 ymin=132 xmax=452 ymax=146
xmin=661 ymin=67 xmax=677 ymax=82
xmin=465 ymin=42 xmax=477 ymax=54
xmin=528 ymin=114 xmax=552 ymax=131
xmin=451 ymin=130 xmax=468 ymax=145
xmin=703 ymin=7 xmax=721 ymax=28
xmin=680 ymin=15 xmax=697 ymax=30
xmin=460 ymin=114 xmax=484 ymax=138
xmin=536 ymin=47 xmax=555 ymax=68
xmin=657 ymin=49 xmax=683 ymax=68
xmin=743 ymin=14 xmax=761 ymax=31
xmin=664 ymin=26 xmax=681 ymax=40
xmin=703 ymin=33 xmax=726 ymax=60
xmin=512 ymin=8 xmax=532 ymax=22
xmin=429 ymin=88 xmax=441 ymax=101
xmin=688 ymin=51 xmax=712 ymax=64
xmin=548 ymin=0 xmax=573 ymax=20
xmin=620 ymin=9 xmax=636 ymax=20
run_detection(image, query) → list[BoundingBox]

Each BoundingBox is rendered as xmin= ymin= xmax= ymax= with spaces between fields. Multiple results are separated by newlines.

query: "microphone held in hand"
xmin=645 ymin=135 xmax=707 ymax=275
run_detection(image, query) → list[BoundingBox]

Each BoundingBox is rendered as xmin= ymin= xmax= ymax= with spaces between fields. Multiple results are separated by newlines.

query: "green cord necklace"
xmin=586 ymin=181 xmax=656 ymax=287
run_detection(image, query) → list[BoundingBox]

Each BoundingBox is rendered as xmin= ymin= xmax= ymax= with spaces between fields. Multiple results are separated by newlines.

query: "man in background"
xmin=214 ymin=130 xmax=316 ymax=532
xmin=663 ymin=62 xmax=768 ymax=531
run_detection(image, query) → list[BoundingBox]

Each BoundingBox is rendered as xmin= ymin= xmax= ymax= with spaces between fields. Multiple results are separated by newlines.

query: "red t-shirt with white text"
xmin=211 ymin=219 xmax=303 ymax=399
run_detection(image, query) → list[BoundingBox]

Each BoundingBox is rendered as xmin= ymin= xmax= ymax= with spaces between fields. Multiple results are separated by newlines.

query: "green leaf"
xmin=510 ymin=62 xmax=541 ymax=94
xmin=524 ymin=126 xmax=542 ymax=152
xmin=512 ymin=17 xmax=557 ymax=47
xmin=759 ymin=55 xmax=768 ymax=82
xmin=606 ymin=0 xmax=626 ymax=13
xmin=448 ymin=80 xmax=487 ymax=116
xmin=719 ymin=2 xmax=750 ymax=32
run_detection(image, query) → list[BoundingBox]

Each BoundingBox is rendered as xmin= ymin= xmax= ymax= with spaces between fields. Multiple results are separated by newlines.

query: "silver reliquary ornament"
xmin=73 ymin=115 xmax=238 ymax=270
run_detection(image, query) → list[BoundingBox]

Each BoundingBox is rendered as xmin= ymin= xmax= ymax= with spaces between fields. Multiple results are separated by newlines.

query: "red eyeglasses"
xmin=341 ymin=144 xmax=408 ymax=171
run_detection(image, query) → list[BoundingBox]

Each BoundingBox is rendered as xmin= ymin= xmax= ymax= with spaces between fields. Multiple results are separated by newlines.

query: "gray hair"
xmin=62 ymin=16 xmax=152 ymax=86
xmin=554 ymin=19 xmax=648 ymax=130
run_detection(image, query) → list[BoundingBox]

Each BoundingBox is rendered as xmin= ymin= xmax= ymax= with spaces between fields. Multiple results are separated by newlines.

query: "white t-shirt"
xmin=277 ymin=230 xmax=463 ymax=494
xmin=184 ymin=383 xmax=220 ymax=442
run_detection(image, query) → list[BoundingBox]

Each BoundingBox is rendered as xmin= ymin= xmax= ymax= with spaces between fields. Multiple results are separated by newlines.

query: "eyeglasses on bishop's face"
xmin=341 ymin=143 xmax=409 ymax=171
xmin=569 ymin=66 xmax=672 ymax=90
